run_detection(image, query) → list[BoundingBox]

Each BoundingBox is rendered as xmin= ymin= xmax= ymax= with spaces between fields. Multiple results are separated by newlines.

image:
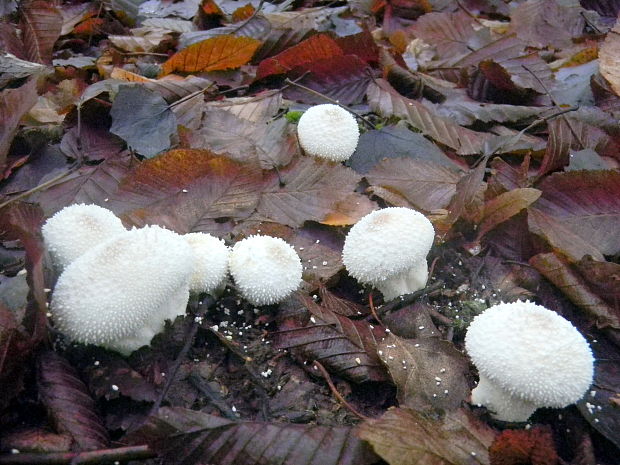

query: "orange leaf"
xmin=73 ymin=17 xmax=105 ymax=36
xmin=160 ymin=35 xmax=261 ymax=76
xmin=232 ymin=4 xmax=255 ymax=22
xmin=110 ymin=67 xmax=152 ymax=82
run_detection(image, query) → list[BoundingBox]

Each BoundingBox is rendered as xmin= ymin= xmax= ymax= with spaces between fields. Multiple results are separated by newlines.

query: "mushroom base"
xmin=471 ymin=374 xmax=538 ymax=422
xmin=376 ymin=260 xmax=428 ymax=301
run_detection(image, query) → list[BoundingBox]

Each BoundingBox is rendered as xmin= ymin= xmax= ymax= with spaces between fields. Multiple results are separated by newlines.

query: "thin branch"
xmin=283 ymin=78 xmax=376 ymax=129
xmin=313 ymin=361 xmax=368 ymax=420
xmin=378 ymin=280 xmax=444 ymax=316
xmin=0 ymin=445 xmax=154 ymax=465
xmin=188 ymin=373 xmax=239 ymax=420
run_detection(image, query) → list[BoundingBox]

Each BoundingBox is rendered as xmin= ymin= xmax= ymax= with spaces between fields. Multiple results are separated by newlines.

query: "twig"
xmin=312 ymin=361 xmax=368 ymax=420
xmin=378 ymin=280 xmax=444 ymax=316
xmin=368 ymin=292 xmax=384 ymax=326
xmin=0 ymin=445 xmax=154 ymax=465
xmin=188 ymin=372 xmax=240 ymax=421
xmin=0 ymin=169 xmax=76 ymax=211
xmin=283 ymin=78 xmax=376 ymax=129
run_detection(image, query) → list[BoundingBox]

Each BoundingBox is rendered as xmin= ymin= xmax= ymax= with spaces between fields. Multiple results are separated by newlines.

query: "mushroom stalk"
xmin=471 ymin=374 xmax=539 ymax=422
xmin=375 ymin=260 xmax=428 ymax=301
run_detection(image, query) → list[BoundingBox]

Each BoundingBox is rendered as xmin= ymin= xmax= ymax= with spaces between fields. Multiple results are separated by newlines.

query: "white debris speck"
xmin=111 ymin=384 xmax=119 ymax=391
xmin=355 ymin=357 xmax=361 ymax=364
xmin=310 ymin=316 xmax=316 ymax=324
xmin=261 ymin=369 xmax=273 ymax=378
xmin=232 ymin=405 xmax=237 ymax=412
xmin=418 ymin=326 xmax=425 ymax=330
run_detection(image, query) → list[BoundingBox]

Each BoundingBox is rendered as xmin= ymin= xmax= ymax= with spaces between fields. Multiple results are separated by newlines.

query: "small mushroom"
xmin=184 ymin=232 xmax=230 ymax=295
xmin=50 ymin=226 xmax=194 ymax=355
xmin=296 ymin=104 xmax=360 ymax=162
xmin=229 ymin=235 xmax=302 ymax=305
xmin=465 ymin=301 xmax=594 ymax=422
xmin=342 ymin=207 xmax=435 ymax=300
xmin=42 ymin=203 xmax=126 ymax=270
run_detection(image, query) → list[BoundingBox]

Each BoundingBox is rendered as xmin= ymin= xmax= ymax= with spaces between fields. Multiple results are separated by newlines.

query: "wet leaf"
xmin=20 ymin=0 xmax=62 ymax=65
xmin=530 ymin=252 xmax=620 ymax=329
xmin=112 ymin=149 xmax=263 ymax=232
xmin=160 ymin=35 xmax=261 ymax=76
xmin=110 ymin=85 xmax=177 ymax=158
xmin=274 ymin=293 xmax=388 ymax=383
xmin=37 ymin=351 xmax=109 ymax=450
xmin=359 ymin=407 xmax=496 ymax=465
xmin=256 ymin=157 xmax=361 ymax=227
xmin=378 ymin=333 xmax=470 ymax=412
xmin=476 ymin=188 xmax=541 ymax=240
xmin=125 ymin=406 xmax=379 ymax=465
xmin=528 ymin=170 xmax=620 ymax=261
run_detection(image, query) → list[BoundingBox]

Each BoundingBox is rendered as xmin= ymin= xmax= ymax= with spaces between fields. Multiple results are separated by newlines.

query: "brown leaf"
xmin=112 ymin=149 xmax=264 ymax=233
xmin=321 ymin=192 xmax=377 ymax=226
xmin=318 ymin=286 xmax=369 ymax=317
xmin=489 ymin=426 xmax=559 ymax=465
xmin=256 ymin=157 xmax=361 ymax=227
xmin=274 ymin=293 xmax=388 ymax=383
xmin=367 ymin=79 xmax=491 ymax=155
xmin=0 ymin=304 xmax=33 ymax=410
xmin=160 ymin=35 xmax=261 ymax=76
xmin=476 ymin=188 xmax=541 ymax=240
xmin=60 ymin=125 xmax=125 ymax=162
xmin=1 ymin=428 xmax=72 ymax=453
xmin=366 ymin=157 xmax=462 ymax=212
xmin=530 ymin=252 xmax=620 ymax=329
xmin=527 ymin=170 xmax=620 ymax=261
xmin=358 ymin=407 xmax=496 ymax=465
xmin=20 ymin=0 xmax=62 ymax=65
xmin=378 ymin=333 xmax=470 ymax=412
xmin=600 ymin=17 xmax=620 ymax=96
xmin=538 ymin=117 xmax=572 ymax=177
xmin=576 ymin=256 xmax=620 ymax=308
xmin=37 ymin=351 xmax=109 ymax=450
xmin=0 ymin=78 xmax=38 ymax=171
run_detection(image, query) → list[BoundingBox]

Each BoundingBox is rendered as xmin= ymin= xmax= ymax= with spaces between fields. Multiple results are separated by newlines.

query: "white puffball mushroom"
xmin=229 ymin=235 xmax=302 ymax=305
xmin=184 ymin=232 xmax=230 ymax=294
xmin=342 ymin=207 xmax=435 ymax=301
xmin=465 ymin=301 xmax=594 ymax=422
xmin=42 ymin=203 xmax=126 ymax=270
xmin=50 ymin=225 xmax=194 ymax=355
xmin=297 ymin=104 xmax=360 ymax=162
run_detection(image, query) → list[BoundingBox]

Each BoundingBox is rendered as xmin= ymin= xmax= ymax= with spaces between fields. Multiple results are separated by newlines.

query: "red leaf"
xmin=489 ymin=426 xmax=559 ymax=465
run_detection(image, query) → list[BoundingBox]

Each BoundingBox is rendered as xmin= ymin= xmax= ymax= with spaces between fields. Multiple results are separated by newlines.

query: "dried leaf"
xmin=112 ymin=149 xmax=263 ymax=232
xmin=528 ymin=170 xmax=620 ymax=261
xmin=0 ymin=304 xmax=33 ymax=410
xmin=179 ymin=15 xmax=271 ymax=48
xmin=60 ymin=125 xmax=125 ymax=162
xmin=20 ymin=0 xmax=62 ymax=65
xmin=359 ymin=407 xmax=496 ymax=465
xmin=125 ymin=406 xmax=378 ymax=465
xmin=489 ymin=426 xmax=559 ymax=465
xmin=274 ymin=293 xmax=388 ymax=383
xmin=530 ymin=252 xmax=620 ymax=329
xmin=378 ymin=333 xmax=470 ymax=412
xmin=476 ymin=188 xmax=541 ymax=240
xmin=366 ymin=157 xmax=462 ymax=212
xmin=206 ymin=90 xmax=281 ymax=123
xmin=256 ymin=157 xmax=361 ymax=227
xmin=321 ymin=192 xmax=377 ymax=226
xmin=0 ymin=78 xmax=38 ymax=171
xmin=538 ymin=117 xmax=572 ymax=176
xmin=367 ymin=79 xmax=491 ymax=155
xmin=599 ymin=16 xmax=620 ymax=97
xmin=160 ymin=35 xmax=261 ymax=76
xmin=37 ymin=351 xmax=109 ymax=450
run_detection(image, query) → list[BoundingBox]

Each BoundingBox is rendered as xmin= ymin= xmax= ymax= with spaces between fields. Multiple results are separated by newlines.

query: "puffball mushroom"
xmin=342 ymin=207 xmax=435 ymax=301
xmin=229 ymin=235 xmax=302 ymax=305
xmin=465 ymin=301 xmax=594 ymax=422
xmin=296 ymin=104 xmax=360 ymax=162
xmin=42 ymin=203 xmax=126 ymax=270
xmin=50 ymin=225 xmax=194 ymax=355
xmin=184 ymin=232 xmax=230 ymax=294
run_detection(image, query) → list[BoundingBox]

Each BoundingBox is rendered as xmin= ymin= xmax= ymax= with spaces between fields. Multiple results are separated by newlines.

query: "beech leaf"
xmin=599 ymin=16 xmax=620 ymax=97
xmin=20 ymin=0 xmax=62 ymax=65
xmin=0 ymin=78 xmax=38 ymax=171
xmin=476 ymin=188 xmax=541 ymax=240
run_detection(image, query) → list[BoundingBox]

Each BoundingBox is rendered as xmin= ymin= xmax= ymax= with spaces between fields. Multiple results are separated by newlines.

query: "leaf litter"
xmin=1 ymin=0 xmax=620 ymax=464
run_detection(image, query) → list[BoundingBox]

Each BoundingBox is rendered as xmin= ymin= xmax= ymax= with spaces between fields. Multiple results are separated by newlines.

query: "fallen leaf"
xmin=489 ymin=426 xmax=559 ymax=465
xmin=359 ymin=407 xmax=496 ymax=465
xmin=599 ymin=16 xmax=620 ymax=97
xmin=0 ymin=78 xmax=38 ymax=171
xmin=538 ymin=117 xmax=572 ymax=177
xmin=476 ymin=188 xmax=541 ymax=240
xmin=20 ymin=0 xmax=62 ymax=65
xmin=160 ymin=35 xmax=261 ymax=76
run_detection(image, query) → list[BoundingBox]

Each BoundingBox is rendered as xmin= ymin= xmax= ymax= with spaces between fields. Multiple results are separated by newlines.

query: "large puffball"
xmin=184 ymin=232 xmax=230 ymax=294
xmin=465 ymin=301 xmax=594 ymax=422
xmin=229 ymin=235 xmax=302 ymax=305
xmin=42 ymin=203 xmax=126 ymax=270
xmin=297 ymin=104 xmax=360 ymax=162
xmin=50 ymin=226 xmax=194 ymax=355
xmin=342 ymin=207 xmax=435 ymax=300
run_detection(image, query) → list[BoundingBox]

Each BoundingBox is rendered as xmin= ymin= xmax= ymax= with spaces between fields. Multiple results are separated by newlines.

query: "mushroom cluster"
xmin=465 ymin=301 xmax=594 ymax=422
xmin=44 ymin=204 xmax=303 ymax=355
xmin=296 ymin=104 xmax=360 ymax=162
xmin=342 ymin=207 xmax=435 ymax=301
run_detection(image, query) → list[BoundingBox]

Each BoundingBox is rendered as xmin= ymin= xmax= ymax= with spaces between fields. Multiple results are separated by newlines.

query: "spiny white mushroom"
xmin=42 ymin=203 xmax=126 ymax=270
xmin=50 ymin=225 xmax=194 ymax=355
xmin=465 ymin=301 xmax=594 ymax=422
xmin=229 ymin=235 xmax=302 ymax=305
xmin=296 ymin=104 xmax=360 ymax=162
xmin=342 ymin=207 xmax=435 ymax=301
xmin=184 ymin=232 xmax=230 ymax=294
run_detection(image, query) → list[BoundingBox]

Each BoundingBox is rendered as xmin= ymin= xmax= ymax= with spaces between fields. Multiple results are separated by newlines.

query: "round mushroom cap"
xmin=184 ymin=232 xmax=230 ymax=294
xmin=465 ymin=301 xmax=594 ymax=408
xmin=342 ymin=207 xmax=435 ymax=285
xmin=229 ymin=235 xmax=302 ymax=305
xmin=42 ymin=203 xmax=126 ymax=269
xmin=297 ymin=104 xmax=360 ymax=162
xmin=50 ymin=225 xmax=194 ymax=352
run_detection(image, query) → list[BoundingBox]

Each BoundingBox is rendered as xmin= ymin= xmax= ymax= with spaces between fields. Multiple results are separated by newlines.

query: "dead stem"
xmin=312 ymin=361 xmax=368 ymax=420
